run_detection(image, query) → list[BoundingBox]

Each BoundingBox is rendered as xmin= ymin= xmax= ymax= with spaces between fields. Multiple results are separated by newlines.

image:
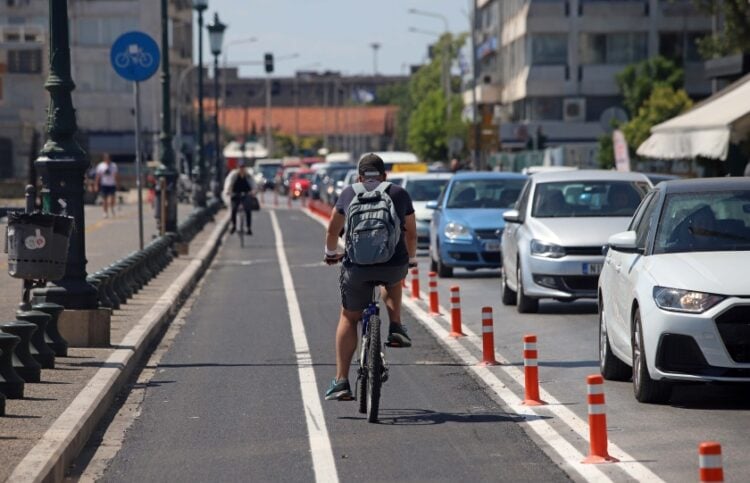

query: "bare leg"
xmin=102 ymin=194 xmax=109 ymax=217
xmin=108 ymin=195 xmax=116 ymax=217
xmin=382 ymin=282 xmax=403 ymax=325
xmin=335 ymin=308 xmax=362 ymax=381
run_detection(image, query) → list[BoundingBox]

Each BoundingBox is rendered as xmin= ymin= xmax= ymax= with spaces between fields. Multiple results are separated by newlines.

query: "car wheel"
xmin=599 ymin=298 xmax=631 ymax=381
xmin=437 ymin=256 xmax=453 ymax=278
xmin=516 ymin=262 xmax=539 ymax=314
xmin=430 ymin=256 xmax=438 ymax=273
xmin=632 ymin=308 xmax=672 ymax=404
xmin=501 ymin=266 xmax=517 ymax=306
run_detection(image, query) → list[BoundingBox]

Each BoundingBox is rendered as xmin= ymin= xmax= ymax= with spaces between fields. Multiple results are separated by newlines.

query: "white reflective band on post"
xmin=699 ymin=455 xmax=723 ymax=468
xmin=588 ymin=404 xmax=605 ymax=415
xmin=450 ymin=302 xmax=460 ymax=310
xmin=524 ymin=359 xmax=537 ymax=367
xmin=587 ymin=384 xmax=604 ymax=395
xmin=523 ymin=342 xmax=537 ymax=350
xmin=482 ymin=326 xmax=494 ymax=333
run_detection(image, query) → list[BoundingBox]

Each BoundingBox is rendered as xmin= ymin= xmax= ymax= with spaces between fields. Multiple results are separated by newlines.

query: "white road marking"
xmin=300 ymin=207 xmax=663 ymax=483
xmin=270 ymin=210 xmax=339 ymax=483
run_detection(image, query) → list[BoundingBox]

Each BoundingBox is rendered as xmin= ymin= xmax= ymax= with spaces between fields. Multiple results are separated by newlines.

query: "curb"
xmin=8 ymin=212 xmax=230 ymax=483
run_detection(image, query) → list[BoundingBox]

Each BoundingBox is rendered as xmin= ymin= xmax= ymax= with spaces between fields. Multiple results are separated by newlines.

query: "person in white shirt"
xmin=95 ymin=153 xmax=118 ymax=218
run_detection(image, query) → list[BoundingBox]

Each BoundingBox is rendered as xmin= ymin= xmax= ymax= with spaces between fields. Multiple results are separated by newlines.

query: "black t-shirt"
xmin=335 ymin=180 xmax=415 ymax=267
xmin=232 ymin=175 xmax=252 ymax=195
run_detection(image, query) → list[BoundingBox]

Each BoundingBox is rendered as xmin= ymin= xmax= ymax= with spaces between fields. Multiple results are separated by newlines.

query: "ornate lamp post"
xmin=207 ymin=13 xmax=226 ymax=202
xmin=156 ymin=0 xmax=178 ymax=232
xmin=192 ymin=0 xmax=208 ymax=207
xmin=33 ymin=0 xmax=98 ymax=309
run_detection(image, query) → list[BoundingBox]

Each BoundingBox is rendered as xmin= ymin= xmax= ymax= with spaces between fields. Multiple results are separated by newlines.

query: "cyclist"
xmin=323 ymin=153 xmax=418 ymax=401
xmin=222 ymin=158 xmax=256 ymax=235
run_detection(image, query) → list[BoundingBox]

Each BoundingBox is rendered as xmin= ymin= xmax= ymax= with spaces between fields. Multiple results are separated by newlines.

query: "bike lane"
xmin=274 ymin=208 xmax=569 ymax=482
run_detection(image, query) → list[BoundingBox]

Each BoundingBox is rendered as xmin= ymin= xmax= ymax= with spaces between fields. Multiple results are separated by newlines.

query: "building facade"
xmin=0 ymin=0 xmax=193 ymax=180
xmin=469 ymin=0 xmax=713 ymax=153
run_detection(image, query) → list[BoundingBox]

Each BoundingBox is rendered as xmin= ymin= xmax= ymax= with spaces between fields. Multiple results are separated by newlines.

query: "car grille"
xmin=714 ymin=305 xmax=750 ymax=363
xmin=656 ymin=334 xmax=709 ymax=374
xmin=560 ymin=276 xmax=599 ymax=292
xmin=448 ymin=252 xmax=479 ymax=262
xmin=481 ymin=252 xmax=501 ymax=264
xmin=474 ymin=228 xmax=503 ymax=240
xmin=564 ymin=246 xmax=604 ymax=256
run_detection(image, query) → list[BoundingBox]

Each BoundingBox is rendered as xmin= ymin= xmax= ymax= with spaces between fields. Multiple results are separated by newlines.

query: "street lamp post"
xmin=370 ymin=42 xmax=380 ymax=75
xmin=156 ymin=0 xmax=178 ymax=233
xmin=33 ymin=0 xmax=98 ymax=309
xmin=192 ymin=0 xmax=208 ymax=208
xmin=207 ymin=13 xmax=226 ymax=202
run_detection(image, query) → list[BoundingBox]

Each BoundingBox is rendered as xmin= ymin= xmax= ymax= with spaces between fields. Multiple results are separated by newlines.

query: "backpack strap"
xmin=352 ymin=182 xmax=368 ymax=195
xmin=374 ymin=181 xmax=392 ymax=194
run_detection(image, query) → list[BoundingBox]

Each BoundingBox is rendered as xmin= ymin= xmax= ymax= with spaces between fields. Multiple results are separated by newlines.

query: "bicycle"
xmin=356 ymin=286 xmax=389 ymax=423
xmin=232 ymin=193 xmax=250 ymax=248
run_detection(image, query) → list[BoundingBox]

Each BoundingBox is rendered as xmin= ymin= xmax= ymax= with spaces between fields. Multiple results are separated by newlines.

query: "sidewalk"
xmin=0 ymin=199 xmax=223 ymax=481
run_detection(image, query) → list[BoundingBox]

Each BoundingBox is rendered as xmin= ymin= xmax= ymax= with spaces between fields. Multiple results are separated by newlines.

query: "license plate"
xmin=484 ymin=241 xmax=501 ymax=252
xmin=582 ymin=263 xmax=603 ymax=275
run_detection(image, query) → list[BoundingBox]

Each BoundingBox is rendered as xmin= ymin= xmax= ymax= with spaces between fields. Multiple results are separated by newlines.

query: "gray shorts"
xmin=339 ymin=263 xmax=408 ymax=311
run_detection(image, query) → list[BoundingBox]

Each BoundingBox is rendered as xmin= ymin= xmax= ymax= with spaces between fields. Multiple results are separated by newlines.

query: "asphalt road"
xmin=101 ymin=208 xmax=568 ymax=482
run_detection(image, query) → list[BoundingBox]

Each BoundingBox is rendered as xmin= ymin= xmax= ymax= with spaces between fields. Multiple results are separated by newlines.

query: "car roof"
xmin=399 ymin=173 xmax=453 ymax=182
xmin=451 ymin=171 xmax=528 ymax=181
xmin=531 ymin=169 xmax=650 ymax=183
xmin=660 ymin=177 xmax=750 ymax=193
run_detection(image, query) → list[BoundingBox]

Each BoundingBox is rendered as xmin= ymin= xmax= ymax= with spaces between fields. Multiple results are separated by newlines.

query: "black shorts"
xmin=339 ymin=263 xmax=408 ymax=311
xmin=100 ymin=185 xmax=116 ymax=196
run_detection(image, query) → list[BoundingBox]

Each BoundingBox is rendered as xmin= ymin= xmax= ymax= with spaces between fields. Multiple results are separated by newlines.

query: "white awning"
xmin=637 ymin=74 xmax=750 ymax=161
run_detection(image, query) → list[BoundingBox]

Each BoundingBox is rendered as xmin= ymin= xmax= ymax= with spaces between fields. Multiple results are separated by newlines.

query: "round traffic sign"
xmin=110 ymin=31 xmax=160 ymax=82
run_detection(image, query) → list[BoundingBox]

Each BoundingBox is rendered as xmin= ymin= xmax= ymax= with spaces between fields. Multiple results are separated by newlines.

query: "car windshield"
xmin=296 ymin=172 xmax=313 ymax=181
xmin=260 ymin=165 xmax=280 ymax=178
xmin=532 ymin=181 xmax=648 ymax=218
xmin=404 ymin=179 xmax=449 ymax=202
xmin=446 ymin=179 xmax=525 ymax=209
xmin=654 ymin=190 xmax=750 ymax=254
xmin=329 ymin=168 xmax=352 ymax=182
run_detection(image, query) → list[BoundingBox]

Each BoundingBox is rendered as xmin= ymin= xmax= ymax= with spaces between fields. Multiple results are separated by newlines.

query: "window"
xmin=447 ymin=179 xmax=526 ymax=209
xmin=8 ymin=49 xmax=42 ymax=74
xmin=659 ymin=31 xmax=709 ymax=63
xmin=4 ymin=32 xmax=20 ymax=42
xmin=532 ymin=34 xmax=568 ymax=65
xmin=633 ymin=193 xmax=659 ymax=249
xmin=532 ymin=181 xmax=647 ymax=218
xmin=527 ymin=97 xmax=563 ymax=121
xmin=580 ymin=33 xmax=647 ymax=64
xmin=75 ymin=17 xmax=138 ymax=46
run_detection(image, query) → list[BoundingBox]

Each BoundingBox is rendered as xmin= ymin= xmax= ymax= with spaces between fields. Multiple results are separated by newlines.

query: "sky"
xmin=200 ymin=0 xmax=469 ymax=78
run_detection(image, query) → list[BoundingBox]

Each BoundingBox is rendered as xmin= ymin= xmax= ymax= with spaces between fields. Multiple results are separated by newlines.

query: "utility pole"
xmin=470 ymin=0 xmax=481 ymax=170
xmin=156 ymin=0 xmax=178 ymax=233
xmin=370 ymin=42 xmax=380 ymax=75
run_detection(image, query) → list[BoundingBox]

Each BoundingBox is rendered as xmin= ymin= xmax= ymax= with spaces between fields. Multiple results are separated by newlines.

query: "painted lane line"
xmin=269 ymin=210 xmax=339 ymax=483
xmin=300 ymin=207 xmax=662 ymax=482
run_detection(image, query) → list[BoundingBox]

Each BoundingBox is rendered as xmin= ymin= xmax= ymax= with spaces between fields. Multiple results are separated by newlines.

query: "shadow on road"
xmin=339 ymin=408 xmax=549 ymax=426
xmin=668 ymin=384 xmax=750 ymax=410
xmin=538 ymin=300 xmax=598 ymax=315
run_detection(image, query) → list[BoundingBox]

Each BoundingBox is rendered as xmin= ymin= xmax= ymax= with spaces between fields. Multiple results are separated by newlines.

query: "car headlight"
xmin=530 ymin=239 xmax=566 ymax=258
xmin=444 ymin=222 xmax=471 ymax=240
xmin=652 ymin=286 xmax=724 ymax=314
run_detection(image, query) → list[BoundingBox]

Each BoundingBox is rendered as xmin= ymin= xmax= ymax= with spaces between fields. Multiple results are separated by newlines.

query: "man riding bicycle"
xmin=324 ymin=153 xmax=417 ymax=401
xmin=222 ymin=158 xmax=257 ymax=235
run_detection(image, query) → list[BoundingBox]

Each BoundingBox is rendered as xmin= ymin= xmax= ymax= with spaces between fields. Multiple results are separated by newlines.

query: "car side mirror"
xmin=503 ymin=209 xmax=521 ymax=224
xmin=608 ymin=231 xmax=640 ymax=253
xmin=425 ymin=200 xmax=439 ymax=210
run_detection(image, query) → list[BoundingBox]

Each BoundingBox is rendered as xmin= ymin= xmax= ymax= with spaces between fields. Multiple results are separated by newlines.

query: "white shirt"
xmin=96 ymin=162 xmax=118 ymax=186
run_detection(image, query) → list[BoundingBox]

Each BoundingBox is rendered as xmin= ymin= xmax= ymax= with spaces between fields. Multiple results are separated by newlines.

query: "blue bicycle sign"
xmin=110 ymin=31 xmax=160 ymax=82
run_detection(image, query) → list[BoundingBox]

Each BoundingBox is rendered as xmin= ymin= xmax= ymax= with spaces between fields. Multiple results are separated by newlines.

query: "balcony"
xmin=579 ymin=64 xmax=624 ymax=95
xmin=580 ymin=0 xmax=648 ymax=17
xmin=529 ymin=0 xmax=568 ymax=18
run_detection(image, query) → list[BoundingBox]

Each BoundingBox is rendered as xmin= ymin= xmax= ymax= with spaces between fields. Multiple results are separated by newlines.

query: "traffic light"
xmin=264 ymin=53 xmax=274 ymax=74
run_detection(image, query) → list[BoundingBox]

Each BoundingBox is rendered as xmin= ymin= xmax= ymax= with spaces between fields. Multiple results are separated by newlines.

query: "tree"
xmin=616 ymin=57 xmax=683 ymax=117
xmin=374 ymin=82 xmax=411 ymax=149
xmin=622 ymin=86 xmax=693 ymax=151
xmin=691 ymin=1 xmax=750 ymax=58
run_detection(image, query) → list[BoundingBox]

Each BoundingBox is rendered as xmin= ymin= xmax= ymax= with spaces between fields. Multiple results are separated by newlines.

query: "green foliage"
xmin=622 ymin=86 xmax=693 ymax=151
xmin=691 ymin=1 xmax=750 ymax=58
xmin=616 ymin=57 xmax=683 ymax=117
xmin=374 ymin=82 xmax=411 ymax=149
xmin=597 ymin=132 xmax=615 ymax=169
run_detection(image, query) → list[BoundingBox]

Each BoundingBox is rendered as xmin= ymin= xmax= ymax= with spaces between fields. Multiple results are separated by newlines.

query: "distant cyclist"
xmin=323 ymin=153 xmax=418 ymax=401
xmin=223 ymin=158 xmax=257 ymax=235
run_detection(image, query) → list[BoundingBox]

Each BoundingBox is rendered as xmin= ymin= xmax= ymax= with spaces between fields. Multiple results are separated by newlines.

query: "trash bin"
xmin=5 ymin=212 xmax=74 ymax=281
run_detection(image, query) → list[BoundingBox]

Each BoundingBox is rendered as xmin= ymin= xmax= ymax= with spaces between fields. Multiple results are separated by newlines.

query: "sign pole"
xmin=133 ymin=80 xmax=144 ymax=250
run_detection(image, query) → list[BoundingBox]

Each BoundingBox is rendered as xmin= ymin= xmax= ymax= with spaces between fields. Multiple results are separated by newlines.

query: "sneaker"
xmin=229 ymin=225 xmax=236 ymax=234
xmin=246 ymin=228 xmax=253 ymax=235
xmin=324 ymin=378 xmax=353 ymax=401
xmin=387 ymin=323 xmax=411 ymax=347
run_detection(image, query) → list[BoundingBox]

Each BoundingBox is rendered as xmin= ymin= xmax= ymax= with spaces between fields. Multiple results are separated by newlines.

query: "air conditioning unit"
xmin=563 ymin=98 xmax=586 ymax=123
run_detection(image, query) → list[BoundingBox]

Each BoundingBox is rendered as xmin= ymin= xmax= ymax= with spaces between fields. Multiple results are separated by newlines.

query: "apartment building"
xmin=0 ymin=0 xmax=193 ymax=179
xmin=469 ymin=0 xmax=713 ymax=153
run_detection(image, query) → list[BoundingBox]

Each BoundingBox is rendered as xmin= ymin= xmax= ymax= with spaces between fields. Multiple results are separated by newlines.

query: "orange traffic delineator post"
xmin=582 ymin=374 xmax=618 ymax=464
xmin=448 ymin=286 xmax=465 ymax=337
xmin=522 ymin=334 xmax=545 ymax=406
xmin=699 ymin=442 xmax=724 ymax=482
xmin=410 ymin=268 xmax=420 ymax=300
xmin=478 ymin=307 xmax=499 ymax=366
xmin=428 ymin=272 xmax=440 ymax=314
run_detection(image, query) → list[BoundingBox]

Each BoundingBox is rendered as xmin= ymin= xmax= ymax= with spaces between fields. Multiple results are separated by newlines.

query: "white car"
xmin=598 ymin=178 xmax=750 ymax=403
xmin=400 ymin=173 xmax=453 ymax=249
xmin=501 ymin=170 xmax=652 ymax=313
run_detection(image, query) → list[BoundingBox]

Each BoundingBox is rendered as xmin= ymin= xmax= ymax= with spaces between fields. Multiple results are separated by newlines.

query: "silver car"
xmin=500 ymin=170 xmax=652 ymax=313
xmin=400 ymin=173 xmax=453 ymax=249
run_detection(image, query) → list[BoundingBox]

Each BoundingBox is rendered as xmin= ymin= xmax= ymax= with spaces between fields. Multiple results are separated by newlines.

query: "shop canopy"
xmin=637 ymin=74 xmax=750 ymax=161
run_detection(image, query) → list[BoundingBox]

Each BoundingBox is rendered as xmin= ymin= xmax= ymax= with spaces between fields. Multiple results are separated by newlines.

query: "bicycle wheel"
xmin=366 ymin=315 xmax=382 ymax=423
xmin=357 ymin=332 xmax=368 ymax=414
xmin=238 ymin=211 xmax=245 ymax=248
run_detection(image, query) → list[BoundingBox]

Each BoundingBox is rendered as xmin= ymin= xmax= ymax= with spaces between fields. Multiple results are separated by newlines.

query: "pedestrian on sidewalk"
xmin=223 ymin=158 xmax=257 ymax=235
xmin=95 ymin=153 xmax=118 ymax=218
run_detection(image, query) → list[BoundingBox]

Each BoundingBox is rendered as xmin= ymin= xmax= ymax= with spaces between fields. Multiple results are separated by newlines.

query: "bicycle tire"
xmin=239 ymin=211 xmax=245 ymax=247
xmin=357 ymin=333 xmax=368 ymax=414
xmin=366 ymin=315 xmax=382 ymax=423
